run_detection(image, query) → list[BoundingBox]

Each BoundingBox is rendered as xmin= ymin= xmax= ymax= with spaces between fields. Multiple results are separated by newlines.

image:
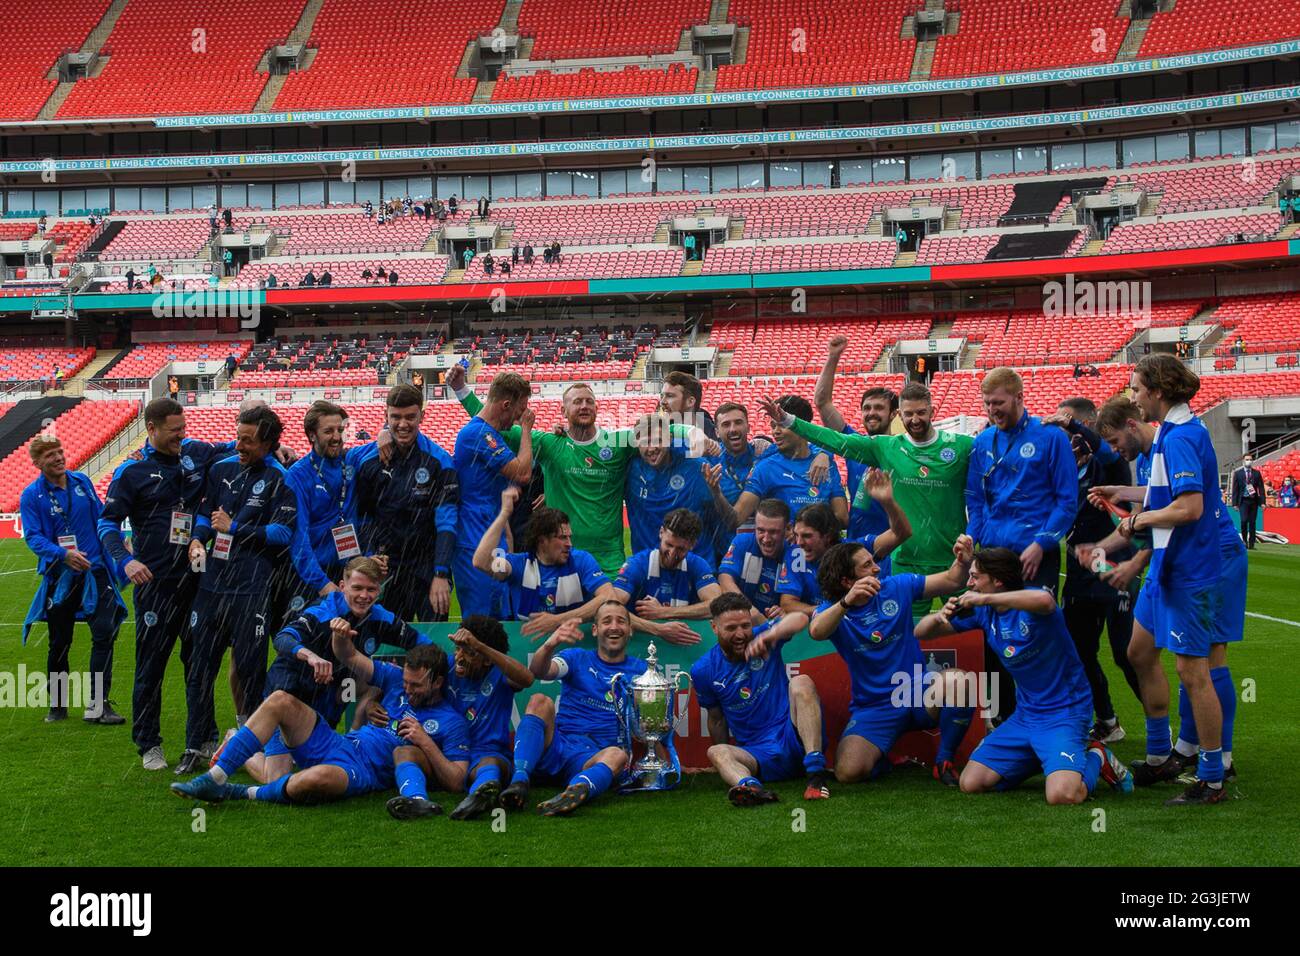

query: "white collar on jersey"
xmin=1164 ymin=403 xmax=1193 ymax=426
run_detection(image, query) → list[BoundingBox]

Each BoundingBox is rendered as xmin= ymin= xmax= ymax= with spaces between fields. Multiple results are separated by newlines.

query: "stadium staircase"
xmin=681 ymin=258 xmax=703 ymax=275
xmin=0 ymin=397 xmax=81 ymax=463
xmin=1078 ymin=238 xmax=1107 ymax=255
xmin=893 ymin=250 xmax=918 ymax=267
xmin=82 ymin=219 xmax=126 ymax=258
xmin=35 ymin=0 xmax=128 ymax=121
xmin=254 ymin=0 xmax=327 ymax=112
xmin=711 ymin=351 xmax=733 ymax=377
xmin=77 ymin=349 xmax=125 ymax=382
xmin=960 ymin=343 xmax=982 ymax=370
xmin=1280 ymin=223 xmax=1300 ymax=239
xmin=1116 ymin=0 xmax=1155 ymax=60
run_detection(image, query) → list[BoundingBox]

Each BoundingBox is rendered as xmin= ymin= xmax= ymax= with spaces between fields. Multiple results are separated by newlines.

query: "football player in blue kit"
xmin=473 ymin=485 xmax=614 ymax=636
xmin=499 ymin=604 xmax=647 ymax=816
xmin=1113 ymin=356 xmax=1237 ymax=805
xmin=171 ymin=635 xmax=468 ymax=811
xmin=400 ymin=616 xmax=535 ymax=821
xmin=1089 ymin=396 xmax=1243 ymax=794
xmin=809 ymin=534 xmax=978 ymax=788
xmin=453 ymin=372 xmax=536 ymax=618
xmin=916 ymin=547 xmax=1132 ymax=804
xmin=717 ymin=497 xmax=790 ymax=622
xmin=612 ymin=507 xmax=717 ymax=646
xmin=693 ymin=592 xmax=829 ymax=805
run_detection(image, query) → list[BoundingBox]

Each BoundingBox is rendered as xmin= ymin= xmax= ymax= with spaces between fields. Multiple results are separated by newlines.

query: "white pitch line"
xmin=0 ymin=567 xmax=38 ymax=576
xmin=1245 ymin=610 xmax=1300 ymax=628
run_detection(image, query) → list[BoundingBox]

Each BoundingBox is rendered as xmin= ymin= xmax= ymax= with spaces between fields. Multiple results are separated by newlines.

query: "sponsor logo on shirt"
xmin=1003 ymin=644 xmax=1017 ymax=658
xmin=738 ymin=686 xmax=752 ymax=700
xmin=869 ymin=630 xmax=884 ymax=644
xmin=465 ymin=707 xmax=477 ymax=722
xmin=918 ymin=465 xmax=929 ymax=478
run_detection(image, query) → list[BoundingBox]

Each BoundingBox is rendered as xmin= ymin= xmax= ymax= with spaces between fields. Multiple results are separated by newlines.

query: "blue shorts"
xmin=288 ymin=717 xmax=380 ymax=797
xmin=1217 ymin=547 xmax=1247 ymax=645
xmin=842 ymin=700 xmax=937 ymax=756
xmin=739 ymin=719 xmax=806 ymax=783
xmin=1150 ymin=581 xmax=1219 ymax=658
xmin=470 ymin=749 xmax=512 ymax=770
xmin=453 ymin=548 xmax=512 ymax=619
xmin=1134 ymin=582 xmax=1156 ymax=635
xmin=535 ymin=729 xmax=604 ymax=783
xmin=968 ymin=708 xmax=1092 ymax=787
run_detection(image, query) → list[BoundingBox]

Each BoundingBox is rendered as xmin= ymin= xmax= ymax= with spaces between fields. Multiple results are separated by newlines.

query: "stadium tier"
xmin=55 ymin=0 xmax=311 ymax=119
xmin=0 ymin=0 xmax=112 ymax=122
xmin=1137 ymin=0 xmax=1300 ymax=56
xmin=516 ymin=0 xmax=708 ymax=58
xmin=0 ymin=347 xmax=96 ymax=383
xmin=929 ymin=0 xmax=1128 ymax=78
xmin=700 ymin=241 xmax=897 ymax=275
xmin=94 ymin=341 xmax=253 ymax=381
xmin=1211 ymin=292 xmax=1300 ymax=356
xmin=1100 ymin=211 xmax=1284 ymax=255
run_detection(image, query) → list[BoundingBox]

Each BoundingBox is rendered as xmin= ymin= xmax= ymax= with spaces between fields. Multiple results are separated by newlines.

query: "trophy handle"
xmin=674 ymin=670 xmax=693 ymax=693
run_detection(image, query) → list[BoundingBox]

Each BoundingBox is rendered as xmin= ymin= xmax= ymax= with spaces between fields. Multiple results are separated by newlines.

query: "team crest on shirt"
xmin=415 ymin=467 xmax=430 ymax=485
xmin=364 ymin=638 xmax=376 ymax=654
xmin=181 ymin=456 xmax=195 ymax=470
xmin=1019 ymin=443 xmax=1035 ymax=458
xmin=882 ymin=600 xmax=900 ymax=617
xmin=253 ymin=479 xmax=266 ymax=495
xmin=143 ymin=611 xmax=158 ymax=627
xmin=423 ymin=719 xmax=439 ymax=734
xmin=599 ymin=447 xmax=613 ymax=460
xmin=290 ymin=596 xmax=306 ymax=612
xmin=343 ymin=465 xmax=354 ymax=479
xmin=480 ymin=678 xmax=494 ymax=697
xmin=749 ymin=658 xmax=764 ymax=671
xmin=190 ymin=610 xmax=198 ymax=627
xmin=669 ymin=475 xmax=685 ymax=491
xmin=1019 ymin=620 xmax=1030 ymax=636
xmin=940 ymin=447 xmax=957 ymax=463
xmin=74 ymin=485 xmax=86 ymax=497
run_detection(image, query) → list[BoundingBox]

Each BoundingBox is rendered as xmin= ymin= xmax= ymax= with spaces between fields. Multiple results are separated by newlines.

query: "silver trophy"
xmin=609 ymin=642 xmax=691 ymax=792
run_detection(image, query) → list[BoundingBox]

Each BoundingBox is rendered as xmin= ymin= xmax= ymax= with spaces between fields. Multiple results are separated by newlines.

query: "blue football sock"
xmin=251 ymin=773 xmax=292 ymax=803
xmin=1145 ymin=715 xmax=1171 ymax=762
xmin=1083 ymin=747 xmax=1103 ymax=795
xmin=738 ymin=775 xmax=761 ymax=789
xmin=1198 ymin=747 xmax=1224 ymax=785
xmin=1176 ymin=683 xmax=1199 ymax=753
xmin=802 ymin=750 xmax=826 ymax=775
xmin=471 ymin=763 xmax=502 ymax=794
xmin=395 ymin=761 xmax=428 ymax=799
xmin=510 ymin=714 xmax=546 ymax=785
xmin=571 ymin=762 xmax=613 ymax=799
xmin=936 ymin=705 xmax=975 ymax=765
xmin=1211 ymin=666 xmax=1236 ymax=756
xmin=215 ymin=725 xmax=263 ymax=779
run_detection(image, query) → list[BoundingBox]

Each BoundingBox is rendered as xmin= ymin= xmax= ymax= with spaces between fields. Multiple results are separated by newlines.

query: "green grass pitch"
xmin=0 ymin=537 xmax=1296 ymax=867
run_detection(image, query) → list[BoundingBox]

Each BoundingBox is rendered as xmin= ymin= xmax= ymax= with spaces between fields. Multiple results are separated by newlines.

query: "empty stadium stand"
xmin=1101 ymin=211 xmax=1283 ymax=254
xmin=931 ymin=0 xmax=1127 ymax=78
xmin=516 ymin=0 xmax=709 ymax=59
xmin=56 ymin=0 xmax=309 ymax=118
xmin=93 ymin=340 xmax=252 ymax=381
xmin=0 ymin=0 xmax=112 ymax=121
xmin=1212 ymin=292 xmax=1300 ymax=355
xmin=1138 ymin=0 xmax=1300 ymax=56
xmin=701 ymin=240 xmax=897 ymax=274
xmin=0 ymin=347 xmax=96 ymax=383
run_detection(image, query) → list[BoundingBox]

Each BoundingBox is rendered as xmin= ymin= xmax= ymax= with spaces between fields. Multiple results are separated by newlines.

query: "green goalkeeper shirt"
xmin=458 ymin=390 xmax=688 ymax=576
xmin=788 ymin=415 xmax=973 ymax=572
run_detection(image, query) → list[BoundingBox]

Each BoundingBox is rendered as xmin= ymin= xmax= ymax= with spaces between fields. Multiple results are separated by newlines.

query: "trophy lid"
xmin=631 ymin=641 xmax=670 ymax=693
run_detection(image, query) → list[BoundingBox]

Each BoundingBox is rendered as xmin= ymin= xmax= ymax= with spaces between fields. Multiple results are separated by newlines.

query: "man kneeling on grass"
xmin=171 ymin=625 xmax=468 ymax=813
xmin=915 ymin=547 xmax=1131 ymax=804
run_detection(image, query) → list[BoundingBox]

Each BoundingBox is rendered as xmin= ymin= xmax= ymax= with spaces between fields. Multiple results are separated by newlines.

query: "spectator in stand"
xmin=476 ymin=195 xmax=489 ymax=218
xmin=208 ymin=204 xmax=218 ymax=235
xmin=484 ymin=253 xmax=495 ymax=276
xmin=448 ymin=195 xmax=459 ymax=215
xmin=523 ymin=243 xmax=534 ymax=265
xmin=388 ymin=269 xmax=399 ymax=285
xmin=683 ymin=233 xmax=696 ymax=261
xmin=224 ymin=355 xmax=237 ymax=380
xmin=1233 ymin=338 xmax=1245 ymax=358
xmin=378 ymin=208 xmax=387 ymax=226
xmin=550 ymin=241 xmax=561 ymax=264
xmin=412 ymin=371 xmax=425 ymax=390
xmin=376 ymin=267 xmax=388 ymax=282
xmin=361 ymin=268 xmax=373 ymax=283
xmin=462 ymin=247 xmax=474 ymax=270
xmin=301 ymin=270 xmax=317 ymax=287
xmin=895 ymin=226 xmax=906 ymax=250
xmin=499 ymin=258 xmax=511 ymax=276
xmin=266 ymin=273 xmax=278 ymax=289
xmin=423 ymin=197 xmax=433 ymax=220
xmin=364 ymin=200 xmax=374 ymax=219
xmin=53 ymin=366 xmax=65 ymax=391
xmin=543 ymin=244 xmax=553 ymax=265
xmin=512 ymin=244 xmax=520 ymax=266
xmin=125 ymin=267 xmax=137 ymax=291
xmin=435 ymin=200 xmax=447 ymax=222
xmin=222 ymin=208 xmax=233 ymax=230
xmin=222 ymin=248 xmax=233 ymax=276
xmin=207 ymin=273 xmax=219 ymax=289
xmin=319 ymin=270 xmax=332 ymax=286
xmin=168 ymin=376 xmax=179 ymax=401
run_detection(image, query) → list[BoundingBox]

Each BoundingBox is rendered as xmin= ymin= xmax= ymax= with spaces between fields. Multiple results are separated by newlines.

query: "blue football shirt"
xmin=692 ymin=640 xmax=792 ymax=747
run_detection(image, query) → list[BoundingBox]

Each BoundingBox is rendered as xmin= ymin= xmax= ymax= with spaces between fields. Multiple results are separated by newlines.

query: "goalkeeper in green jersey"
xmin=758 ymin=382 xmax=972 ymax=615
xmin=447 ymin=365 xmax=715 ymax=577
